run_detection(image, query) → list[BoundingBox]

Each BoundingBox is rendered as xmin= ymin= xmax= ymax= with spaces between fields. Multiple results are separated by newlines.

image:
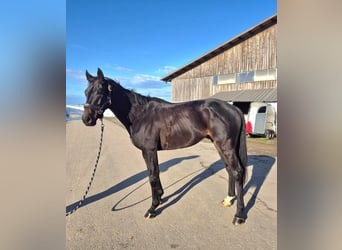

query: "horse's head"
xmin=82 ymin=68 xmax=112 ymax=126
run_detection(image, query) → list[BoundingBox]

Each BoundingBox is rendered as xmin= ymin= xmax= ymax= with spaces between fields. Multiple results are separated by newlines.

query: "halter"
xmin=84 ymin=86 xmax=112 ymax=115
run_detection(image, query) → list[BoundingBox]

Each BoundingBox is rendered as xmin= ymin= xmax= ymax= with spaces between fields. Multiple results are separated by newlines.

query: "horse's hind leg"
xmin=221 ymin=168 xmax=236 ymax=207
xmin=142 ymin=150 xmax=164 ymax=218
xmin=214 ymin=141 xmax=245 ymax=225
xmin=212 ymin=143 xmax=236 ymax=207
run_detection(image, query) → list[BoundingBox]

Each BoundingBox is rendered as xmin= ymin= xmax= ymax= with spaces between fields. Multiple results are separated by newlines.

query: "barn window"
xmin=216 ymin=73 xmax=236 ymax=84
xmin=254 ymin=68 xmax=277 ymax=81
xmin=213 ymin=75 xmax=218 ymax=85
xmin=237 ymin=71 xmax=254 ymax=83
xmin=213 ymin=68 xmax=277 ymax=85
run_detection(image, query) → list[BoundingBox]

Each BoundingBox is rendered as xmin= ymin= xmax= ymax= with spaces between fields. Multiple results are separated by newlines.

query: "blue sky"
xmin=66 ymin=0 xmax=276 ymax=104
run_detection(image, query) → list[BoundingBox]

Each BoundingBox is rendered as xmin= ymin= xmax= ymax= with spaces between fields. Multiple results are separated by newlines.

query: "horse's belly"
xmin=160 ymin=128 xmax=204 ymax=150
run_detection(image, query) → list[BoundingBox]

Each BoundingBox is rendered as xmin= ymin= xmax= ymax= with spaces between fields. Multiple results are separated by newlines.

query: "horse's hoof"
xmin=221 ymin=200 xmax=232 ymax=207
xmin=144 ymin=211 xmax=156 ymax=219
xmin=221 ymin=196 xmax=234 ymax=207
xmin=232 ymin=216 xmax=245 ymax=225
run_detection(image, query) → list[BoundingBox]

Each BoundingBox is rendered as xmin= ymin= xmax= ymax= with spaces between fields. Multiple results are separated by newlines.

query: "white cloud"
xmin=114 ymin=74 xmax=170 ymax=96
xmin=155 ymin=65 xmax=177 ymax=74
xmin=105 ymin=63 xmax=135 ymax=74
xmin=66 ymin=69 xmax=86 ymax=82
xmin=131 ymin=74 xmax=160 ymax=84
xmin=114 ymin=65 xmax=134 ymax=73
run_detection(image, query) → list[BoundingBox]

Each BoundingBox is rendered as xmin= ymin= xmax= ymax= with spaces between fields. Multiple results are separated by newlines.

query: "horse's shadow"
xmin=111 ymin=155 xmax=276 ymax=220
xmin=242 ymin=155 xmax=276 ymax=218
xmin=66 ymin=155 xmax=199 ymax=214
xmin=67 ymin=154 xmax=276 ymax=220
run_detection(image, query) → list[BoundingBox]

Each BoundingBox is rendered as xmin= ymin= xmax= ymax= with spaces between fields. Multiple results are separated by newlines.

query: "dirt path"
xmin=247 ymin=138 xmax=277 ymax=157
xmin=66 ymin=119 xmax=277 ymax=250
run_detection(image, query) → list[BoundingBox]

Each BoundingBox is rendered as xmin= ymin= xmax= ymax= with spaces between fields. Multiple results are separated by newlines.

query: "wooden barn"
xmin=161 ymin=14 xmax=277 ymax=116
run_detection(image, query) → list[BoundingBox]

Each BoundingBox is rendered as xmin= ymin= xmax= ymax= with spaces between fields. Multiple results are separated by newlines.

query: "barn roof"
xmin=212 ymin=88 xmax=277 ymax=102
xmin=161 ymin=14 xmax=277 ymax=82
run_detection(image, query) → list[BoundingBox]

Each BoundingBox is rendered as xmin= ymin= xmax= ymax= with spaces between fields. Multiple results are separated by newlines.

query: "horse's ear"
xmin=86 ymin=70 xmax=94 ymax=82
xmin=97 ymin=68 xmax=104 ymax=80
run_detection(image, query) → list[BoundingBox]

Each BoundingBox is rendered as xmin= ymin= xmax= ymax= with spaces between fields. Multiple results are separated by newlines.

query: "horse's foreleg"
xmin=142 ymin=150 xmax=164 ymax=218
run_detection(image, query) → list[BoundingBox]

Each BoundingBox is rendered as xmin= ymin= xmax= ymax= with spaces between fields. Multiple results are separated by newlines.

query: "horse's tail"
xmin=238 ymin=112 xmax=248 ymax=185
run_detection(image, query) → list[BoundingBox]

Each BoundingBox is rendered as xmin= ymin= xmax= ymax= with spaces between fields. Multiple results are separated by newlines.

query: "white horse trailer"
xmin=246 ymin=102 xmax=277 ymax=139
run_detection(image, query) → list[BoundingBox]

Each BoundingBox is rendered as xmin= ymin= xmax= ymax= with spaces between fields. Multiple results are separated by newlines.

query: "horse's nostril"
xmin=82 ymin=115 xmax=92 ymax=124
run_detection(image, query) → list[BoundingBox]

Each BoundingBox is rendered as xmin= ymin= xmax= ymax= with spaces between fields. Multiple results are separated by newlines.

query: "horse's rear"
xmin=200 ymin=99 xmax=247 ymax=224
xmin=204 ymin=99 xmax=247 ymax=168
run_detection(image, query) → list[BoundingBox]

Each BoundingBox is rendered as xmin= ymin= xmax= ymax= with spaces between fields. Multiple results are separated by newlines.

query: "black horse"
xmin=82 ymin=68 xmax=247 ymax=225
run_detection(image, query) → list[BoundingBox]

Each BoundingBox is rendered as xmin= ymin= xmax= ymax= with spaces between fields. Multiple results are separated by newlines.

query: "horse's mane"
xmin=126 ymin=89 xmax=168 ymax=105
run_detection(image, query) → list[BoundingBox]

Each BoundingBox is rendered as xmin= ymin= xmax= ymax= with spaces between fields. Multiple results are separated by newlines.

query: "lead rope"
xmin=66 ymin=120 xmax=105 ymax=216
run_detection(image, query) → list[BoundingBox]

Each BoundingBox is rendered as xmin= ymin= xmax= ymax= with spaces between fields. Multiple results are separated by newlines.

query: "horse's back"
xmin=158 ymin=98 xmax=243 ymax=135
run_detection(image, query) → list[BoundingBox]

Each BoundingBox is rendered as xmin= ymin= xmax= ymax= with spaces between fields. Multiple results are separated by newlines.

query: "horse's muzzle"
xmin=82 ymin=114 xmax=97 ymax=126
xmin=82 ymin=103 xmax=105 ymax=126
xmin=82 ymin=107 xmax=102 ymax=126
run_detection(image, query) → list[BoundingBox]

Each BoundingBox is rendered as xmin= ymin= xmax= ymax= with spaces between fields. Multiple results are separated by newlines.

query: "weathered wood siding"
xmin=171 ymin=77 xmax=212 ymax=101
xmin=171 ymin=25 xmax=277 ymax=102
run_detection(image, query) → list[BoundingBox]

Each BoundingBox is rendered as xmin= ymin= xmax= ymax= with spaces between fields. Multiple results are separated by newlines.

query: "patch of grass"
xmin=246 ymin=135 xmax=277 ymax=144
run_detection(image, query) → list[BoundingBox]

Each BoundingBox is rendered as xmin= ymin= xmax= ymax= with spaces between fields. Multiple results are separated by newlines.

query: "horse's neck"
xmin=108 ymin=84 xmax=144 ymax=135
